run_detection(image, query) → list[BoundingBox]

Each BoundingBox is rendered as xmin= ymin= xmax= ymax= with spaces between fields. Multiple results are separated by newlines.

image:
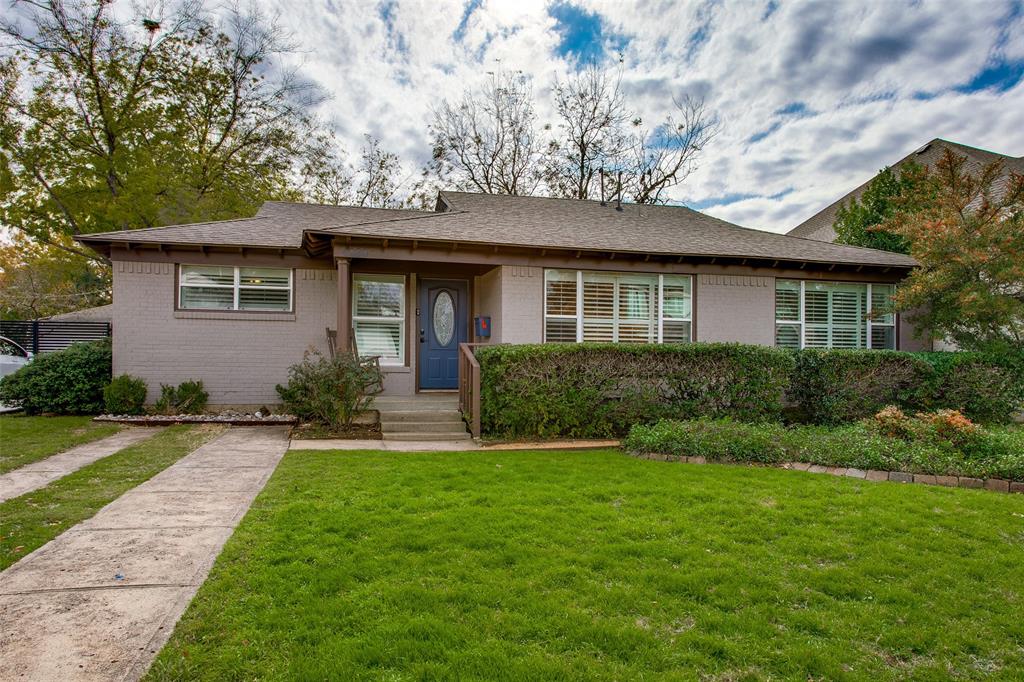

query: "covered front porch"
xmin=329 ymin=254 xmax=527 ymax=397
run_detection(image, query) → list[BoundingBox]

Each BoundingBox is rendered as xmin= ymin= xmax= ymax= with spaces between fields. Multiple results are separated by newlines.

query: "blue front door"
xmin=418 ymin=279 xmax=468 ymax=389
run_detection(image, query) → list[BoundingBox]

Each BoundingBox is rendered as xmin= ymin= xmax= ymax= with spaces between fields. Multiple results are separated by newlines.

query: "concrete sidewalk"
xmin=0 ymin=427 xmax=165 ymax=503
xmin=0 ymin=426 xmax=290 ymax=682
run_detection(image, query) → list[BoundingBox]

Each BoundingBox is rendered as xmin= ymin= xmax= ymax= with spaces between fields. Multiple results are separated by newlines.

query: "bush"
xmin=625 ymin=418 xmax=789 ymax=464
xmin=0 ymin=340 xmax=111 ymax=414
xmin=789 ymin=350 xmax=933 ymax=425
xmin=104 ymin=374 xmax=148 ymax=415
xmin=625 ymin=414 xmax=1024 ymax=480
xmin=154 ymin=380 xmax=209 ymax=415
xmin=915 ymin=351 xmax=1024 ymax=423
xmin=477 ymin=343 xmax=795 ymax=439
xmin=276 ymin=350 xmax=382 ymax=429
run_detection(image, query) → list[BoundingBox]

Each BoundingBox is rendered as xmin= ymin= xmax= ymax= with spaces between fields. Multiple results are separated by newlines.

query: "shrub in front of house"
xmin=476 ymin=343 xmax=795 ymax=439
xmin=915 ymin=351 xmax=1024 ymax=424
xmin=154 ymin=380 xmax=209 ymax=415
xmin=789 ymin=349 xmax=933 ymax=425
xmin=790 ymin=349 xmax=1024 ymax=425
xmin=276 ymin=350 xmax=382 ymax=430
xmin=624 ymin=411 xmax=1024 ymax=481
xmin=0 ymin=340 xmax=111 ymax=414
xmin=103 ymin=374 xmax=148 ymax=415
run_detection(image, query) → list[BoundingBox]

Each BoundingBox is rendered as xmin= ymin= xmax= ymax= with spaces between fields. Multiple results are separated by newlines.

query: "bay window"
xmin=179 ymin=265 xmax=292 ymax=311
xmin=352 ymin=274 xmax=405 ymax=365
xmin=544 ymin=269 xmax=692 ymax=344
xmin=775 ymin=279 xmax=895 ymax=349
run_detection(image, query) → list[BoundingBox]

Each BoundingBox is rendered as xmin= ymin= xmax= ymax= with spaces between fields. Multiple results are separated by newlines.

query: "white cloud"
xmin=243 ymin=0 xmax=1023 ymax=232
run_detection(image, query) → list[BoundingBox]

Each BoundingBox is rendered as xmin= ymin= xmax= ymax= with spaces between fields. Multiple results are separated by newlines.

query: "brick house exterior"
xmin=79 ymin=191 xmax=926 ymax=408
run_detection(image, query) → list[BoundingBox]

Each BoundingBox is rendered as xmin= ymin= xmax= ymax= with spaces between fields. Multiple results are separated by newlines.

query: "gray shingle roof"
xmin=76 ymin=202 xmax=433 ymax=249
xmin=78 ymin=192 xmax=917 ymax=268
xmin=313 ymin=191 xmax=916 ymax=267
xmin=788 ymin=138 xmax=1024 ymax=241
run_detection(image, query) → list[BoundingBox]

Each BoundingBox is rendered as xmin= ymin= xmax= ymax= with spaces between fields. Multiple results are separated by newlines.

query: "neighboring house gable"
xmin=788 ymin=139 xmax=1024 ymax=242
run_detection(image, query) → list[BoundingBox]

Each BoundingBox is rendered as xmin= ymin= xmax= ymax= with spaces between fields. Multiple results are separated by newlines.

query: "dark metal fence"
xmin=0 ymin=320 xmax=111 ymax=355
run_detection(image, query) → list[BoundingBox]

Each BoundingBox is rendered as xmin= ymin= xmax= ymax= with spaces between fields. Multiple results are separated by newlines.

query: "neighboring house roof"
xmin=43 ymin=304 xmax=114 ymax=323
xmin=788 ymin=138 xmax=1024 ymax=242
xmin=77 ymin=192 xmax=917 ymax=269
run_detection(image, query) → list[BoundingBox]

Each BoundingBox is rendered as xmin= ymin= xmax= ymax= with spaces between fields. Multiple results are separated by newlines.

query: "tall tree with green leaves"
xmin=833 ymin=164 xmax=925 ymax=254
xmin=885 ymin=148 xmax=1024 ymax=354
xmin=0 ymin=0 xmax=328 ymax=264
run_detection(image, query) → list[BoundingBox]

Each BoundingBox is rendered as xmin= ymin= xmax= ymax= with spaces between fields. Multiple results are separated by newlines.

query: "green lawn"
xmin=0 ymin=424 xmax=222 ymax=570
xmin=0 ymin=415 xmax=122 ymax=473
xmin=150 ymin=449 xmax=1024 ymax=681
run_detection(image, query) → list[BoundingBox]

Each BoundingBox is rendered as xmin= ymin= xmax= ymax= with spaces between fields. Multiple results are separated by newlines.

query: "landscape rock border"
xmin=630 ymin=452 xmax=1024 ymax=494
xmin=95 ymin=413 xmax=297 ymax=426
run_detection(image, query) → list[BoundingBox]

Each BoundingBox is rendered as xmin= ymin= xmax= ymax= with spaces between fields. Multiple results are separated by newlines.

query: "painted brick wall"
xmin=695 ymin=274 xmax=776 ymax=346
xmin=473 ymin=267 xmax=503 ymax=344
xmin=899 ymin=307 xmax=934 ymax=351
xmin=112 ymin=261 xmax=336 ymax=407
xmin=499 ymin=265 xmax=543 ymax=344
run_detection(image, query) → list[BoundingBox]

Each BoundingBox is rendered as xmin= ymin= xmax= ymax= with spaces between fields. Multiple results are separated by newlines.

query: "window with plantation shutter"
xmin=544 ymin=270 xmax=579 ymax=342
xmin=775 ymin=279 xmax=895 ymax=350
xmin=352 ymin=274 xmax=405 ymax=365
xmin=661 ymin=275 xmax=692 ymax=343
xmin=543 ymin=269 xmax=691 ymax=344
xmin=774 ymin=279 xmax=801 ymax=348
xmin=179 ymin=265 xmax=292 ymax=311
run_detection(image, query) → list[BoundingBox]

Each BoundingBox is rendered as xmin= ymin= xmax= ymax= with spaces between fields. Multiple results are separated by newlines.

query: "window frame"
xmin=351 ymin=273 xmax=407 ymax=366
xmin=774 ymin=279 xmax=896 ymax=350
xmin=543 ymin=269 xmax=693 ymax=344
xmin=177 ymin=264 xmax=293 ymax=313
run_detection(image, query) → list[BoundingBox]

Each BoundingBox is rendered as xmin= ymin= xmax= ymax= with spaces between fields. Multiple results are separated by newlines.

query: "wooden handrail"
xmin=458 ymin=342 xmax=485 ymax=439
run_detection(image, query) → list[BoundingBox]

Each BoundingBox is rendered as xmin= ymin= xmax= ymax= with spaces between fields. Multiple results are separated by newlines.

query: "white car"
xmin=0 ymin=336 xmax=31 ymax=377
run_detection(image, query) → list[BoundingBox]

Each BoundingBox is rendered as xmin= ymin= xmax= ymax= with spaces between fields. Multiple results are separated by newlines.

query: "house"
xmin=77 ymin=191 xmax=924 ymax=409
xmin=788 ymin=138 xmax=1024 ymax=242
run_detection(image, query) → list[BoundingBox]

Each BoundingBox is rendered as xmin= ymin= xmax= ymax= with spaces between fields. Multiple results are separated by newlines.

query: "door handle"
xmin=419 ymin=329 xmax=425 ymax=343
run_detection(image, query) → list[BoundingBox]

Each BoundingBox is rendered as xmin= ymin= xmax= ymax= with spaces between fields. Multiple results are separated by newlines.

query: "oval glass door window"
xmin=433 ymin=291 xmax=455 ymax=345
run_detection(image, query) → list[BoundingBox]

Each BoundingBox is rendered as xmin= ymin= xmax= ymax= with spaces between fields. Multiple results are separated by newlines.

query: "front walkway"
xmin=0 ymin=427 xmax=164 ymax=503
xmin=0 ymin=426 xmax=290 ymax=681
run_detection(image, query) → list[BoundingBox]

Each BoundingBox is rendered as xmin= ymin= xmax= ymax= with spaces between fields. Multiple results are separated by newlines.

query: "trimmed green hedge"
xmin=790 ymin=350 xmax=1024 ymax=425
xmin=0 ymin=340 xmax=112 ymax=415
xmin=477 ymin=343 xmax=794 ymax=439
xmin=476 ymin=344 xmax=1023 ymax=438
xmin=624 ymin=418 xmax=1024 ymax=481
xmin=789 ymin=350 xmax=933 ymax=425
xmin=916 ymin=351 xmax=1024 ymax=424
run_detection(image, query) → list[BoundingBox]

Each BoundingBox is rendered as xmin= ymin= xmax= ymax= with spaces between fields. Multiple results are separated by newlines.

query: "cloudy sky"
xmin=261 ymin=0 xmax=1022 ymax=232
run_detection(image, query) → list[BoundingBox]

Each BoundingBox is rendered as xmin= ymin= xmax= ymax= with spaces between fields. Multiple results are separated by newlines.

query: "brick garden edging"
xmin=629 ymin=452 xmax=1024 ymax=494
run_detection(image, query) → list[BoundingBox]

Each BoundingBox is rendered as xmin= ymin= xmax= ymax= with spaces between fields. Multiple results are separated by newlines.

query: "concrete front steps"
xmin=375 ymin=393 xmax=472 ymax=442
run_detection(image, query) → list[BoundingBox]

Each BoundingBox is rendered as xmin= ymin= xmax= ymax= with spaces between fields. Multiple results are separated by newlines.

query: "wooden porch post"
xmin=336 ymin=257 xmax=351 ymax=351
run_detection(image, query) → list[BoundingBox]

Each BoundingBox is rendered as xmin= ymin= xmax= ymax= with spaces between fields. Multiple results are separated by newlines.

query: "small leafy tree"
xmin=885 ymin=148 xmax=1024 ymax=353
xmin=276 ymin=350 xmax=382 ymax=429
xmin=833 ymin=165 xmax=925 ymax=254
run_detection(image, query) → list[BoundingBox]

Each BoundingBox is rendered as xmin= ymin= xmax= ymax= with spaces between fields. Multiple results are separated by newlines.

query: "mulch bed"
xmin=289 ymin=422 xmax=382 ymax=440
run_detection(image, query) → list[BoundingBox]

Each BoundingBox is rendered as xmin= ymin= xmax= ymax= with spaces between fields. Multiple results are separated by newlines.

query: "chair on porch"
xmin=326 ymin=327 xmax=384 ymax=395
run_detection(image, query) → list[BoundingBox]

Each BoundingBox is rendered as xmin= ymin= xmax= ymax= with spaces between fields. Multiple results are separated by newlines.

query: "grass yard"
xmin=149 ymin=448 xmax=1024 ymax=681
xmin=0 ymin=415 xmax=122 ymax=473
xmin=0 ymin=424 xmax=222 ymax=570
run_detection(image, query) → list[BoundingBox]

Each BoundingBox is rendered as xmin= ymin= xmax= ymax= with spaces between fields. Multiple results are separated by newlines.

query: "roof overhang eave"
xmin=314 ymin=230 xmax=917 ymax=271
